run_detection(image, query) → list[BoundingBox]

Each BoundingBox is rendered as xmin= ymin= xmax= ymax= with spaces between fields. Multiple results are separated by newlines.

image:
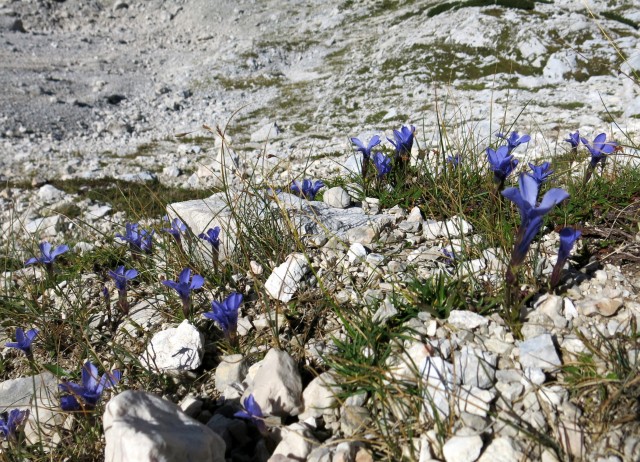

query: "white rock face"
xmin=0 ymin=372 xmax=64 ymax=444
xmin=140 ymin=320 xmax=204 ymax=373
xmin=518 ymin=333 xmax=561 ymax=370
xmin=299 ymin=371 xmax=339 ymax=421
xmin=215 ymin=354 xmax=248 ymax=391
xmin=37 ymin=184 xmax=65 ymax=202
xmin=104 ymin=390 xmax=225 ymax=462
xmin=264 ymin=253 xmax=310 ymax=302
xmin=269 ymin=422 xmax=319 ymax=461
xmin=442 ymin=433 xmax=483 ymax=462
xmin=168 ymin=192 xmax=393 ymax=263
xmin=456 ymin=346 xmax=497 ymax=389
xmin=250 ymin=121 xmax=281 ymax=143
xmin=448 ymin=311 xmax=489 ymax=330
xmin=323 ymin=186 xmax=351 ymax=208
xmin=243 ymin=349 xmax=303 ymax=417
xmin=477 ymin=437 xmax=523 ymax=462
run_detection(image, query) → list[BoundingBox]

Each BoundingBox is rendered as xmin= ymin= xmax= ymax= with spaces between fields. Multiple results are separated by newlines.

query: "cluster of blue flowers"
xmin=350 ymin=124 xmax=416 ymax=181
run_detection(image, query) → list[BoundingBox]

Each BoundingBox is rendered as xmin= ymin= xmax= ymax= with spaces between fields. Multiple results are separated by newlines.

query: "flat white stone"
xmin=518 ymin=334 xmax=561 ymax=370
xmin=140 ymin=320 xmax=204 ymax=373
xmin=477 ymin=437 xmax=523 ymax=462
xmin=448 ymin=311 xmax=489 ymax=330
xmin=299 ymin=372 xmax=339 ymax=421
xmin=242 ymin=349 xmax=303 ymax=417
xmin=443 ymin=433 xmax=483 ymax=462
xmin=104 ymin=390 xmax=225 ymax=462
xmin=264 ymin=253 xmax=309 ymax=302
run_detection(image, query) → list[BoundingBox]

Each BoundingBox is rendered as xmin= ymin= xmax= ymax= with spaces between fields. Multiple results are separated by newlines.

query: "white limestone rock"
xmin=299 ymin=371 xmax=339 ymax=421
xmin=140 ymin=320 xmax=204 ymax=374
xmin=215 ymin=354 xmax=248 ymax=391
xmin=477 ymin=437 xmax=523 ymax=462
xmin=37 ymin=184 xmax=65 ymax=202
xmin=242 ymin=349 xmax=303 ymax=417
xmin=518 ymin=333 xmax=561 ymax=370
xmin=448 ymin=311 xmax=489 ymax=330
xmin=269 ymin=422 xmax=319 ymax=461
xmin=442 ymin=432 xmax=483 ymax=462
xmin=264 ymin=253 xmax=310 ymax=302
xmin=323 ymin=186 xmax=351 ymax=208
xmin=456 ymin=346 xmax=497 ymax=389
xmin=104 ymin=390 xmax=225 ymax=462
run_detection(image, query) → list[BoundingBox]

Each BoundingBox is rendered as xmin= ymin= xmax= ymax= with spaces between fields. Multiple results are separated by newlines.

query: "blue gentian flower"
xmin=446 ymin=154 xmax=461 ymax=167
xmin=372 ymin=152 xmax=392 ymax=178
xmin=527 ymin=162 xmax=554 ymax=184
xmin=351 ymin=135 xmax=381 ymax=160
xmin=203 ymin=292 xmax=243 ymax=341
xmin=564 ymin=131 xmax=580 ymax=150
xmin=0 ymin=409 xmax=29 ymax=440
xmin=5 ymin=328 xmax=38 ymax=357
xmin=496 ymin=131 xmax=531 ymax=152
xmin=581 ymin=133 xmax=616 ymax=167
xmin=25 ymin=242 xmax=69 ymax=267
xmin=387 ymin=125 xmax=415 ymax=161
xmin=108 ymin=266 xmax=138 ymax=315
xmin=351 ymin=135 xmax=381 ymax=179
xmin=234 ymin=394 xmax=267 ymax=434
xmin=199 ymin=227 xmax=221 ymax=251
xmin=290 ymin=179 xmax=324 ymax=200
xmin=116 ymin=223 xmax=153 ymax=255
xmin=59 ymin=361 xmax=121 ymax=411
xmin=551 ymin=227 xmax=582 ymax=288
xmin=107 ymin=266 xmax=138 ymax=292
xmin=502 ymin=174 xmax=569 ymax=266
xmin=162 ymin=217 xmax=187 ymax=244
xmin=163 ymin=268 xmax=205 ymax=317
xmin=557 ymin=227 xmax=581 ymax=262
xmin=486 ymin=145 xmax=518 ymax=184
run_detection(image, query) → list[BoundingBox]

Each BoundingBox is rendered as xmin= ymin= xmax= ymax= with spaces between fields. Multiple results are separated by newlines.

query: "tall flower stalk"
xmin=351 ymin=135 xmax=381 ymax=182
xmin=550 ymin=227 xmax=581 ymax=289
xmin=502 ymin=173 xmax=569 ymax=317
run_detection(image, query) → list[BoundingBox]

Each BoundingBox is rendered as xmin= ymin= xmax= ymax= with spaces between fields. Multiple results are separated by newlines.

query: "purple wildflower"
xmin=203 ymin=293 xmax=243 ymax=342
xmin=372 ymin=152 xmax=392 ymax=178
xmin=163 ymin=268 xmax=205 ymax=317
xmin=0 ymin=409 xmax=29 ymax=440
xmin=487 ymin=145 xmax=518 ymax=186
xmin=5 ymin=328 xmax=38 ymax=357
xmin=565 ymin=131 xmax=580 ymax=150
xmin=496 ymin=131 xmax=531 ymax=152
xmin=234 ymin=394 xmax=267 ymax=434
xmin=162 ymin=217 xmax=188 ymax=244
xmin=581 ymin=133 xmax=617 ymax=168
xmin=59 ymin=361 xmax=121 ymax=412
xmin=527 ymin=162 xmax=554 ymax=184
xmin=387 ymin=125 xmax=415 ymax=161
xmin=290 ymin=179 xmax=324 ymax=200
xmin=24 ymin=242 xmax=69 ymax=273
xmin=551 ymin=227 xmax=582 ymax=288
xmin=502 ymin=174 xmax=569 ymax=268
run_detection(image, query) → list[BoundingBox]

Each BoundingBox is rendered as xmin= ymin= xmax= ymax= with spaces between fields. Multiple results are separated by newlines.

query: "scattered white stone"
xmin=518 ymin=334 xmax=561 ymax=370
xmin=104 ymin=391 xmax=225 ymax=462
xmin=299 ymin=372 xmax=339 ymax=421
xmin=242 ymin=349 xmax=303 ymax=417
xmin=37 ymin=184 xmax=65 ymax=202
xmin=264 ymin=253 xmax=310 ymax=302
xmin=215 ymin=354 xmax=248 ymax=391
xmin=270 ymin=423 xmax=318 ymax=460
xmin=347 ymin=243 xmax=367 ymax=263
xmin=448 ymin=311 xmax=489 ymax=330
xmin=250 ymin=121 xmax=281 ymax=143
xmin=323 ymin=186 xmax=351 ymax=208
xmin=477 ymin=437 xmax=523 ymax=462
xmin=442 ymin=432 xmax=483 ymax=462
xmin=456 ymin=385 xmax=496 ymax=418
xmin=140 ymin=320 xmax=204 ymax=373
xmin=456 ymin=346 xmax=497 ymax=389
